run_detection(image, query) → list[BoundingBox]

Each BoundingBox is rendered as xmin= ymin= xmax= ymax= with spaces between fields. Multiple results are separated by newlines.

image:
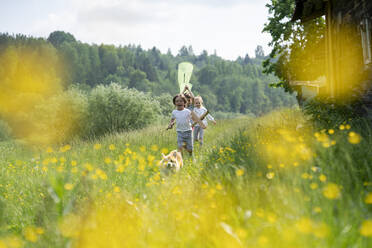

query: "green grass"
xmin=0 ymin=109 xmax=371 ymax=247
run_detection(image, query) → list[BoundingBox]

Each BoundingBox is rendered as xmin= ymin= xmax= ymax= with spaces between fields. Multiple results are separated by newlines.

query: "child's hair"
xmin=172 ymin=94 xmax=187 ymax=105
xmin=194 ymin=95 xmax=203 ymax=106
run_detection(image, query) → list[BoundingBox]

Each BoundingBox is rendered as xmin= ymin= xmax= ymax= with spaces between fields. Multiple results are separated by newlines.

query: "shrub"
xmin=86 ymin=83 xmax=160 ymax=137
xmin=155 ymin=93 xmax=174 ymax=118
xmin=26 ymin=88 xmax=88 ymax=144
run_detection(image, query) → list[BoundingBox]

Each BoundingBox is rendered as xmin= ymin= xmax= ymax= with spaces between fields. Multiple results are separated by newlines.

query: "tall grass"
xmin=0 ymin=109 xmax=371 ymax=247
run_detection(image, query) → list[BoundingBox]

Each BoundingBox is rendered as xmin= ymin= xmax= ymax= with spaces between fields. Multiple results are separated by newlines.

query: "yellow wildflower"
xmin=319 ymin=174 xmax=327 ymax=182
xmin=94 ymin=144 xmax=102 ymax=150
xmin=360 ymin=220 xmax=372 ymax=236
xmin=109 ymin=144 xmax=116 ymax=150
xmin=348 ymin=132 xmax=361 ymax=144
xmin=365 ymin=193 xmax=372 ymax=204
xmin=236 ymin=169 xmax=244 ymax=176
xmin=323 ymin=183 xmax=341 ymax=199
xmin=64 ymin=183 xmax=74 ymax=190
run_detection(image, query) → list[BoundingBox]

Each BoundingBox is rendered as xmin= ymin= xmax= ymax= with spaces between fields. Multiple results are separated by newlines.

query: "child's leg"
xmin=199 ymin=128 xmax=205 ymax=146
xmin=177 ymin=131 xmax=184 ymax=153
xmin=185 ymin=130 xmax=193 ymax=157
xmin=193 ymin=126 xmax=200 ymax=142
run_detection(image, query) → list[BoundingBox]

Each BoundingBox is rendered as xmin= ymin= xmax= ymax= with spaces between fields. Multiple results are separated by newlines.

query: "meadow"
xmin=0 ymin=108 xmax=371 ymax=247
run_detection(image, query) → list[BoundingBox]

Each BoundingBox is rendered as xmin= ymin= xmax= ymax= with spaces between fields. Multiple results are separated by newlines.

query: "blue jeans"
xmin=177 ymin=130 xmax=193 ymax=151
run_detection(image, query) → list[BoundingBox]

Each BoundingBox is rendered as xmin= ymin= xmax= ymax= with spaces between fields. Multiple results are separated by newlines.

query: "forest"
xmin=0 ymin=31 xmax=296 ymax=117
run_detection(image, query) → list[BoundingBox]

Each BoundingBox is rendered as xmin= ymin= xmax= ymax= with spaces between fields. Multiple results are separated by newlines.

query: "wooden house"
xmin=291 ymin=0 xmax=372 ymax=102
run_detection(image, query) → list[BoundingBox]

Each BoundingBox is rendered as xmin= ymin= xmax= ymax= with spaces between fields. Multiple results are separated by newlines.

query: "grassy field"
xmin=0 ymin=109 xmax=371 ymax=247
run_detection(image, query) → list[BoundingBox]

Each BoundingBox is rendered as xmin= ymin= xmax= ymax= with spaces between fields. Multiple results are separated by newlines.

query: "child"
xmin=167 ymin=94 xmax=206 ymax=156
xmin=193 ymin=96 xmax=216 ymax=147
xmin=182 ymin=85 xmax=194 ymax=111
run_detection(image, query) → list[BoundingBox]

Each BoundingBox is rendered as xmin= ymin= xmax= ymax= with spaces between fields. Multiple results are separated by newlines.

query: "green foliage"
xmin=303 ymin=97 xmax=367 ymax=131
xmin=263 ymin=0 xmax=326 ymax=90
xmin=85 ymin=83 xmax=161 ymax=137
xmin=0 ymin=32 xmax=297 ymax=116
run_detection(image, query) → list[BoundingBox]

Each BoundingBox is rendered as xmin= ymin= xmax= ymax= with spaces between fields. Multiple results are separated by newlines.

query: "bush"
xmin=26 ymin=88 xmax=88 ymax=144
xmin=155 ymin=93 xmax=174 ymax=118
xmin=86 ymin=83 xmax=161 ymax=137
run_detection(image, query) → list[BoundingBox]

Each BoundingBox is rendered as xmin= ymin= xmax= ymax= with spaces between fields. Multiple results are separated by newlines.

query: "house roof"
xmin=292 ymin=0 xmax=326 ymax=22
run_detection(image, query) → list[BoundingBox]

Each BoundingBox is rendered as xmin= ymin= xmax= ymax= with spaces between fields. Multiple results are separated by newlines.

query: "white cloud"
xmin=4 ymin=0 xmax=272 ymax=60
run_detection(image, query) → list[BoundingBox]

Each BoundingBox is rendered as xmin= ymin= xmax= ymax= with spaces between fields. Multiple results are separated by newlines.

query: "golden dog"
xmin=159 ymin=150 xmax=183 ymax=172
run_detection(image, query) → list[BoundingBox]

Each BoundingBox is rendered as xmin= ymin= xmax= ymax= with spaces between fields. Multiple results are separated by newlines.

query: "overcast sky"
xmin=1 ymin=0 xmax=272 ymax=60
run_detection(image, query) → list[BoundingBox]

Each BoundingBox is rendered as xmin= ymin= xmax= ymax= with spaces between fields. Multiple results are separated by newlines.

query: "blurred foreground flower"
xmin=323 ymin=183 xmax=341 ymax=199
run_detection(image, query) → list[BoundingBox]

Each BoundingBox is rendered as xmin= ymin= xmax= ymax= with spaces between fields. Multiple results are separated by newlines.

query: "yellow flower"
xmin=365 ymin=193 xmax=372 ymax=204
xmin=104 ymin=157 xmax=112 ymax=164
xmin=60 ymin=145 xmax=71 ymax=152
xmin=323 ymin=183 xmax=341 ymax=199
xmin=151 ymin=145 xmax=158 ymax=151
xmin=64 ymin=183 xmax=74 ymax=190
xmin=24 ymin=227 xmax=38 ymax=242
xmin=319 ymin=174 xmax=327 ymax=182
xmin=310 ymin=183 xmax=318 ymax=190
xmin=35 ymin=227 xmax=44 ymax=235
xmin=348 ymin=132 xmax=361 ymax=144
xmin=339 ymin=124 xmax=345 ymax=130
xmin=71 ymin=160 xmax=77 ymax=166
xmin=216 ymin=183 xmax=223 ymax=190
xmin=236 ymin=169 xmax=244 ymax=176
xmin=84 ymin=163 xmax=93 ymax=171
xmin=301 ymin=173 xmax=310 ymax=179
xmin=116 ymin=165 xmax=125 ymax=173
xmin=113 ymin=186 xmax=121 ymax=193
xmin=160 ymin=148 xmax=168 ymax=154
xmin=46 ymin=147 xmax=54 ymax=153
xmin=296 ymin=218 xmax=313 ymax=234
xmin=360 ymin=220 xmax=372 ymax=236
xmin=94 ymin=144 xmax=102 ymax=150
xmin=109 ymin=144 xmax=116 ymax=150
xmin=328 ymin=129 xmax=334 ymax=134
xmin=313 ymin=207 xmax=322 ymax=213
xmin=345 ymin=124 xmax=351 ymax=130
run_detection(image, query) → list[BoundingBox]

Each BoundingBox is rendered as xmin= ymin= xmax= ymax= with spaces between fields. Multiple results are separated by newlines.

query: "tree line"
xmin=0 ymin=31 xmax=296 ymax=116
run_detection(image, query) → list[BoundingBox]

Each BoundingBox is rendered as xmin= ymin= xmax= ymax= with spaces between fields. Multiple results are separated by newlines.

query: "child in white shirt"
xmin=167 ymin=94 xmax=206 ymax=155
xmin=193 ymin=96 xmax=216 ymax=147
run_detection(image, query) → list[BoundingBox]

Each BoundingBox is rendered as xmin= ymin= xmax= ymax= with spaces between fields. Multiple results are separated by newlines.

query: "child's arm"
xmin=191 ymin=111 xmax=206 ymax=129
xmin=187 ymin=86 xmax=195 ymax=104
xmin=206 ymin=113 xmax=216 ymax=125
xmin=167 ymin=118 xmax=175 ymax=130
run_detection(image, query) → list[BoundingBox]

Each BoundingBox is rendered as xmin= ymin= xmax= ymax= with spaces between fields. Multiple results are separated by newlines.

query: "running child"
xmin=193 ymin=95 xmax=216 ymax=147
xmin=167 ymin=94 xmax=206 ymax=156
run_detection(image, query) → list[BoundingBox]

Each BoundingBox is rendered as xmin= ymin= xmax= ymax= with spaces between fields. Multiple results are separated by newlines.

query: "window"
xmin=360 ymin=17 xmax=372 ymax=66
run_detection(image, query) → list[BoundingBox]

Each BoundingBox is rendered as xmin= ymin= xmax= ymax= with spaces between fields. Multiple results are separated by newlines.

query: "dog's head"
xmin=159 ymin=150 xmax=182 ymax=171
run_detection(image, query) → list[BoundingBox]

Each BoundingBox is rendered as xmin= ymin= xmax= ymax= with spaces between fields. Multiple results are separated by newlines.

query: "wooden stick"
xmin=192 ymin=110 xmax=209 ymax=128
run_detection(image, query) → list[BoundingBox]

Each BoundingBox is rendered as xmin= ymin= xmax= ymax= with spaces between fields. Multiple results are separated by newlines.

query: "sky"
xmin=1 ymin=0 xmax=272 ymax=60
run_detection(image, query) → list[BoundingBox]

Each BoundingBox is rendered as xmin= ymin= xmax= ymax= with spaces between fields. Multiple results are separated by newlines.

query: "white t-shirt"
xmin=193 ymin=106 xmax=215 ymax=126
xmin=172 ymin=109 xmax=192 ymax=131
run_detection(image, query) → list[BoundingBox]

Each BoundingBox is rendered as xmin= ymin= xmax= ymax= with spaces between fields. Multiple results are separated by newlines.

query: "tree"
xmin=255 ymin=45 xmax=265 ymax=59
xmin=263 ymin=0 xmax=326 ymax=91
xmin=48 ymin=31 xmax=76 ymax=47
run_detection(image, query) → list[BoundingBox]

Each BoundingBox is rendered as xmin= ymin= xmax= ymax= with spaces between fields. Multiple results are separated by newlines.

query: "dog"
xmin=159 ymin=150 xmax=183 ymax=172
